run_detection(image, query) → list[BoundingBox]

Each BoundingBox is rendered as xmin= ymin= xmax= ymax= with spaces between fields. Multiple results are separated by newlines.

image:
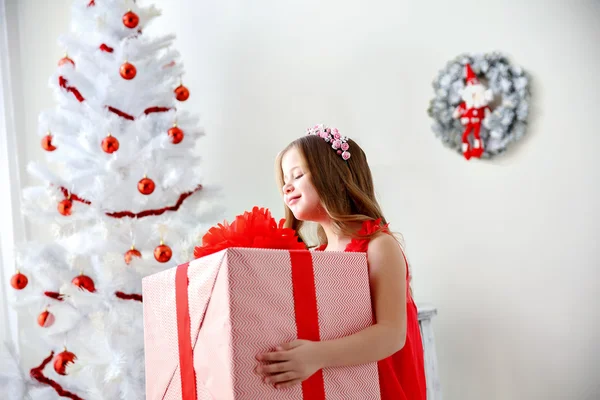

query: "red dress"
xmin=316 ymin=219 xmax=427 ymax=400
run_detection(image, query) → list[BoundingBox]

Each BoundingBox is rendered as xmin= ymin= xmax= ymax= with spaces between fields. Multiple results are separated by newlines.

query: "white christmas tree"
xmin=1 ymin=1 xmax=221 ymax=398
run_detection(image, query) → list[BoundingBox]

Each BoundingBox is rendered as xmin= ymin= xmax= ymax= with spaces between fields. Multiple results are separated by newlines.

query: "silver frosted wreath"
xmin=427 ymin=52 xmax=531 ymax=160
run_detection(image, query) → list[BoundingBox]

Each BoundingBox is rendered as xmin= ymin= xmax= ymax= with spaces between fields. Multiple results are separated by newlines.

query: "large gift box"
xmin=142 ymin=248 xmax=381 ymax=399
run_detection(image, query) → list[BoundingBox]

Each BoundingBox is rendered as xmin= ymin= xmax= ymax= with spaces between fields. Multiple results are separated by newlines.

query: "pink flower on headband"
xmin=306 ymin=124 xmax=351 ymax=161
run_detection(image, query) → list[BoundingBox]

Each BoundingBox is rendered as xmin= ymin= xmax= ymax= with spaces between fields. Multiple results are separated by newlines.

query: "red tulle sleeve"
xmin=193 ymin=206 xmax=306 ymax=259
xmin=357 ymin=218 xmax=390 ymax=236
xmin=345 ymin=218 xmax=390 ymax=253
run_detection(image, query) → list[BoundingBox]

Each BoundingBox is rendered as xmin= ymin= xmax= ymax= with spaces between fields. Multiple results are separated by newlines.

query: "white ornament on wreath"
xmin=427 ymin=52 xmax=531 ymax=160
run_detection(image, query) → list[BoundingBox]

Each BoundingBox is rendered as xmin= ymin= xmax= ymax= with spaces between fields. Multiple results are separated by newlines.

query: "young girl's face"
xmin=281 ymin=147 xmax=324 ymax=222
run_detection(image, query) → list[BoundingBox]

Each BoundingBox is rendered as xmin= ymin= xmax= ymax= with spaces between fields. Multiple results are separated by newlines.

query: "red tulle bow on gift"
xmin=193 ymin=206 xmax=307 ymax=259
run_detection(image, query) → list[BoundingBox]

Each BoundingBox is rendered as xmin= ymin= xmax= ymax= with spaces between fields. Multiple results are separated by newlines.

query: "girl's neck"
xmin=319 ymin=220 xmax=360 ymax=251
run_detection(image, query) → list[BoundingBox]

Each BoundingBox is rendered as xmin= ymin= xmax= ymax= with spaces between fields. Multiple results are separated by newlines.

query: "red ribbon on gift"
xmin=175 ymin=262 xmax=197 ymax=399
xmin=290 ymin=250 xmax=326 ymax=399
xmin=173 ymin=250 xmax=325 ymax=399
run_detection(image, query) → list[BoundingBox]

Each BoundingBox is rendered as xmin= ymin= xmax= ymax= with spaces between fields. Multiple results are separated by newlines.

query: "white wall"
xmin=4 ymin=0 xmax=600 ymax=399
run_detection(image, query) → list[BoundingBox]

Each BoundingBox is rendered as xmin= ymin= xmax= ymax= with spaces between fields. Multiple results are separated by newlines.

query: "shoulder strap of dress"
xmin=345 ymin=218 xmax=390 ymax=253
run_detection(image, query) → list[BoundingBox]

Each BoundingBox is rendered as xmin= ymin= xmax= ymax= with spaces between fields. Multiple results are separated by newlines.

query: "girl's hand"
xmin=255 ymin=340 xmax=324 ymax=389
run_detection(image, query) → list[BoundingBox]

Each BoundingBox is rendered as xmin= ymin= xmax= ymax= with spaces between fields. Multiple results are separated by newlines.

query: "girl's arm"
xmin=318 ymin=233 xmax=408 ymax=367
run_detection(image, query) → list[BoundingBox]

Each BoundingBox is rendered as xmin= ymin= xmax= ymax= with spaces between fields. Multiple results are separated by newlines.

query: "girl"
xmin=256 ymin=124 xmax=426 ymax=399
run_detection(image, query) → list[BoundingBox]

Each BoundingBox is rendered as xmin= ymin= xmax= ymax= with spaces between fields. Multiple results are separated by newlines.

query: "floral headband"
xmin=306 ymin=124 xmax=351 ymax=160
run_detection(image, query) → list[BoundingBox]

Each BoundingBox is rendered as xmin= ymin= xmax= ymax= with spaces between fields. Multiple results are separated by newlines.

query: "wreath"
xmin=427 ymin=52 xmax=531 ymax=160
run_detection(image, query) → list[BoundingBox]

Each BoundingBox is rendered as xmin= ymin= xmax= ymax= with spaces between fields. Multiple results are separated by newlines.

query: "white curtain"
xmin=0 ymin=0 xmax=25 ymax=351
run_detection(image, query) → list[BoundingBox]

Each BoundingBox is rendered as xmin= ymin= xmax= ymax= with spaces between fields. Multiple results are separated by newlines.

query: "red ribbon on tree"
xmin=30 ymin=352 xmax=84 ymax=400
xmin=58 ymin=185 xmax=202 ymax=220
xmin=58 ymin=76 xmax=84 ymax=102
xmin=106 ymin=105 xmax=171 ymax=120
xmin=144 ymin=106 xmax=171 ymax=115
xmin=115 ymin=291 xmax=142 ymax=302
xmin=44 ymin=291 xmax=64 ymax=301
xmin=99 ymin=43 xmax=114 ymax=53
xmin=107 ymin=106 xmax=135 ymax=120
xmin=59 ymin=187 xmax=91 ymax=205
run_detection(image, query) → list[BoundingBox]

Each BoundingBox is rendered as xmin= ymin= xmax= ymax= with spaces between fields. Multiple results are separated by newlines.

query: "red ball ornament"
xmin=38 ymin=310 xmax=55 ymax=328
xmin=168 ymin=124 xmax=184 ymax=144
xmin=122 ymin=10 xmax=139 ymax=29
xmin=58 ymin=199 xmax=73 ymax=216
xmin=72 ymin=273 xmax=96 ymax=292
xmin=58 ymin=54 xmax=75 ymax=67
xmin=41 ymin=133 xmax=57 ymax=151
xmin=138 ymin=176 xmax=155 ymax=195
xmin=54 ymin=350 xmax=76 ymax=376
xmin=154 ymin=242 xmax=172 ymax=263
xmin=174 ymin=84 xmax=190 ymax=101
xmin=120 ymin=61 xmax=137 ymax=80
xmin=102 ymin=134 xmax=119 ymax=153
xmin=125 ymin=246 xmax=142 ymax=265
xmin=10 ymin=271 xmax=28 ymax=290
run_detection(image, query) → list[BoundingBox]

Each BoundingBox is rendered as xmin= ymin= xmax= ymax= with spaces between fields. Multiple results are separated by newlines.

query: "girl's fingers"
xmin=275 ymin=378 xmax=302 ymax=389
xmin=257 ymin=350 xmax=288 ymax=362
xmin=257 ymin=361 xmax=292 ymax=375
xmin=265 ymin=371 xmax=297 ymax=384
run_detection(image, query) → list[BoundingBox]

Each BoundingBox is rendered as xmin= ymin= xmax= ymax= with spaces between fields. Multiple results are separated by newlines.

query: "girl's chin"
xmin=291 ymin=208 xmax=309 ymax=221
xmin=290 ymin=204 xmax=327 ymax=223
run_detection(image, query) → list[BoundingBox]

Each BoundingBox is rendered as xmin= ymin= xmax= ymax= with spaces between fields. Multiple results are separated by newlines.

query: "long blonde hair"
xmin=275 ymin=134 xmax=401 ymax=247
